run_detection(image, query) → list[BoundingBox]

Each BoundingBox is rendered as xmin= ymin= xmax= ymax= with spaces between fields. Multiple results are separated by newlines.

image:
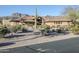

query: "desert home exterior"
xmin=10 ymin=16 xmax=72 ymax=28
xmin=0 ymin=15 xmax=72 ymax=29
xmin=43 ymin=16 xmax=72 ymax=29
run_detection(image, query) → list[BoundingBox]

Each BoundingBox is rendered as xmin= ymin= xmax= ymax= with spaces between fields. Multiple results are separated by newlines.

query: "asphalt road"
xmin=0 ymin=33 xmax=79 ymax=53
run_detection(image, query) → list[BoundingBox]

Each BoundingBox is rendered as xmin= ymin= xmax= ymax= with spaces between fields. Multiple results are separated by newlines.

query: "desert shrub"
xmin=39 ymin=24 xmax=50 ymax=35
xmin=21 ymin=27 xmax=27 ymax=32
xmin=69 ymin=24 xmax=79 ymax=34
xmin=11 ymin=25 xmax=22 ymax=33
xmin=0 ymin=26 xmax=10 ymax=37
xmin=40 ymin=24 xmax=50 ymax=30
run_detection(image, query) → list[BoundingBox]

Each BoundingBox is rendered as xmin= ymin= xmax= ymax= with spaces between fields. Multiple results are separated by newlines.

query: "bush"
xmin=69 ymin=24 xmax=79 ymax=34
xmin=56 ymin=29 xmax=62 ymax=33
xmin=22 ymin=28 xmax=27 ymax=32
xmin=0 ymin=26 xmax=10 ymax=37
xmin=40 ymin=24 xmax=50 ymax=30
xmin=12 ymin=25 xmax=22 ymax=33
xmin=40 ymin=24 xmax=50 ymax=36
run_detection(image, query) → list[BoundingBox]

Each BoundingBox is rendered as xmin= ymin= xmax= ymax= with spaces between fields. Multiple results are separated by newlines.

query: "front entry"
xmin=37 ymin=17 xmax=43 ymax=25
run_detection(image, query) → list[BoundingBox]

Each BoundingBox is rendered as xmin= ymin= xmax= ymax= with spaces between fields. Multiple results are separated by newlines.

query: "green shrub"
xmin=69 ymin=24 xmax=79 ymax=34
xmin=12 ymin=25 xmax=22 ymax=33
xmin=0 ymin=26 xmax=10 ymax=37
xmin=40 ymin=24 xmax=50 ymax=30
xmin=39 ymin=24 xmax=50 ymax=35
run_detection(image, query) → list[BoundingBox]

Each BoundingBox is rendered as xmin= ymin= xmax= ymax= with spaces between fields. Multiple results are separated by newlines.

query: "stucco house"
xmin=43 ymin=16 xmax=72 ymax=29
xmin=10 ymin=16 xmax=72 ymax=28
xmin=1 ymin=15 xmax=72 ymax=30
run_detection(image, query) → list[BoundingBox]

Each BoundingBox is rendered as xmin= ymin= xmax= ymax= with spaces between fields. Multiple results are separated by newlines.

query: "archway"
xmin=37 ymin=17 xmax=43 ymax=25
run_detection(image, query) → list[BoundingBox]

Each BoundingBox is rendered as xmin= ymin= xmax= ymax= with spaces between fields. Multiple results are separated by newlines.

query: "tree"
xmin=62 ymin=6 xmax=79 ymax=25
xmin=63 ymin=6 xmax=79 ymax=34
xmin=0 ymin=26 xmax=10 ymax=37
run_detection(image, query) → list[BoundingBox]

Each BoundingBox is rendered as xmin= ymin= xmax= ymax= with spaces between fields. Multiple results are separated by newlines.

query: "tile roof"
xmin=10 ymin=16 xmax=35 ymax=22
xmin=10 ymin=16 xmax=72 ymax=22
xmin=43 ymin=16 xmax=71 ymax=22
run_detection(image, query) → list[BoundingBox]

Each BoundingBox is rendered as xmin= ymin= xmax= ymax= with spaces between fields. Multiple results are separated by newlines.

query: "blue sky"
xmin=0 ymin=5 xmax=77 ymax=16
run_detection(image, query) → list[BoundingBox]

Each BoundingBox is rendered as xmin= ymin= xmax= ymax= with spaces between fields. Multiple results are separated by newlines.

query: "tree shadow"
xmin=17 ymin=30 xmax=33 ymax=33
xmin=4 ymin=34 xmax=25 ymax=38
xmin=0 ymin=42 xmax=15 ymax=47
xmin=41 ymin=31 xmax=69 ymax=36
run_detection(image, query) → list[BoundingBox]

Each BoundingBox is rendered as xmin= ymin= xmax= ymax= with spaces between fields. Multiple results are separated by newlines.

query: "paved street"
xmin=0 ymin=32 xmax=79 ymax=53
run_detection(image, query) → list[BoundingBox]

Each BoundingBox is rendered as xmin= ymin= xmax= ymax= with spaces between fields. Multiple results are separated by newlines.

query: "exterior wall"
xmin=45 ymin=21 xmax=55 ymax=27
xmin=9 ymin=22 xmax=22 ymax=26
xmin=2 ymin=19 xmax=11 ymax=26
xmin=9 ymin=22 xmax=17 ymax=26
xmin=2 ymin=19 xmax=22 ymax=27
xmin=45 ymin=21 xmax=72 ymax=28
